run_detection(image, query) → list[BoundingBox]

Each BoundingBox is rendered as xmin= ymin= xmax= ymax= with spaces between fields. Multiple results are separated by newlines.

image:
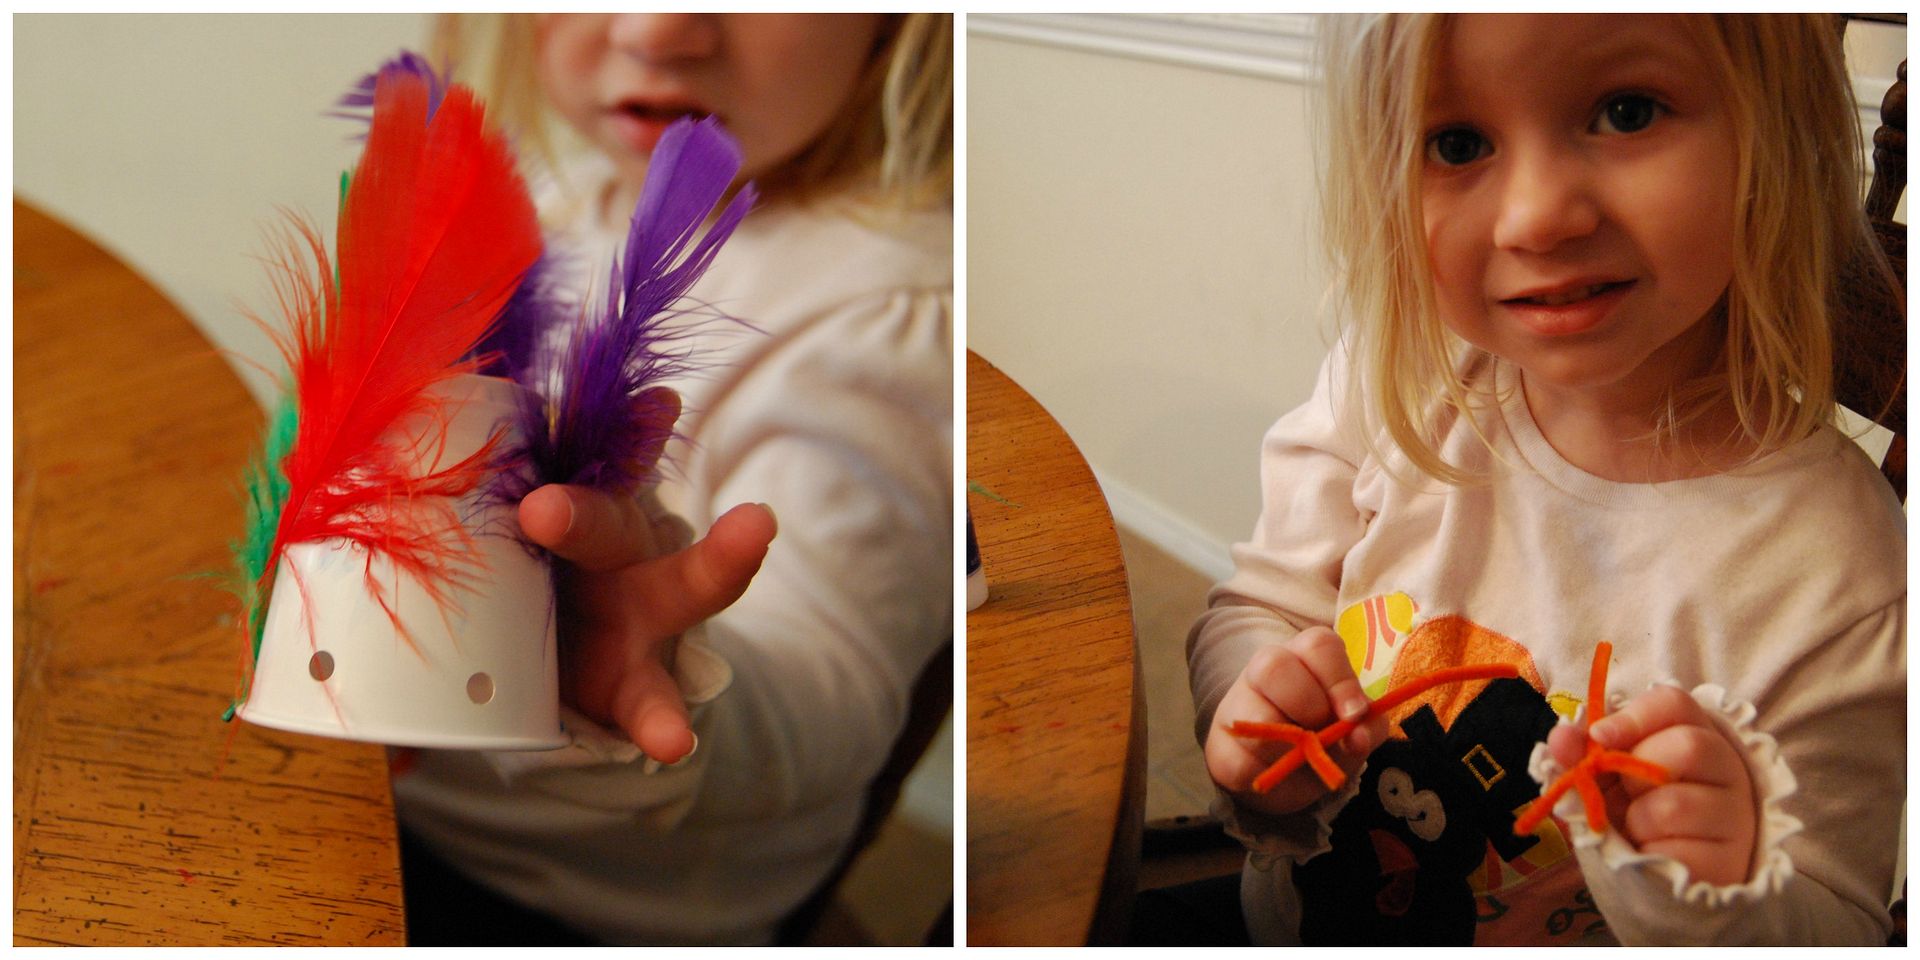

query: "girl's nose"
xmin=607 ymin=14 xmax=721 ymax=64
xmin=1491 ymin=143 xmax=1601 ymax=253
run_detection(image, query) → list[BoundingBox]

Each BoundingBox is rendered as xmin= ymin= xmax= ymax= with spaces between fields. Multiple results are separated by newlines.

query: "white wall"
xmin=969 ymin=14 xmax=1332 ymax=581
xmin=16 ymin=13 xmax=435 ymax=406
xmin=967 ymin=14 xmax=1907 ymax=581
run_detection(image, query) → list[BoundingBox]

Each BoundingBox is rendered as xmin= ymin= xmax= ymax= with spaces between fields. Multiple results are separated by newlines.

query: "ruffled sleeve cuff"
xmin=1524 ymin=682 xmax=1803 ymax=940
xmin=1212 ymin=769 xmax=1364 ymax=869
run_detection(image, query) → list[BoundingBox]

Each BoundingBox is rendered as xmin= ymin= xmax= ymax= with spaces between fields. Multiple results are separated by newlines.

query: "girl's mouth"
xmin=607 ymin=100 xmax=717 ymax=153
xmin=617 ymin=101 xmax=712 ymax=124
xmin=1503 ymin=280 xmax=1633 ymax=307
xmin=1498 ymin=280 xmax=1635 ymax=337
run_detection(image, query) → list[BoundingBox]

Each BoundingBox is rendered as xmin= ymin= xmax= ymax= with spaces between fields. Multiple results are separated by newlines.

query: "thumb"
xmin=1546 ymin=719 xmax=1590 ymax=769
xmin=519 ymin=483 xmax=658 ymax=572
xmin=514 ymin=387 xmax=683 ymax=570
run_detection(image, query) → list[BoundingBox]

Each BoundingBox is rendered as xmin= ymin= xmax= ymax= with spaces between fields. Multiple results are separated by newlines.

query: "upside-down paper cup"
xmin=238 ymin=375 xmax=567 ymax=750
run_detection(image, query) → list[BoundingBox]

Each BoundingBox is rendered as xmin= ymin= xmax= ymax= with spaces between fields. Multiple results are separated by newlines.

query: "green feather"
xmin=242 ymin=393 xmax=298 ymax=652
xmin=224 ymin=171 xmax=347 ymax=720
xmin=334 ymin=170 xmax=350 ymax=295
xmin=223 ymin=390 xmax=297 ymax=721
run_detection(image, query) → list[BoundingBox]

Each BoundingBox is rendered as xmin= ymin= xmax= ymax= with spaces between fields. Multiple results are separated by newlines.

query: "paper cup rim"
xmin=237 ymin=698 xmax=570 ymax=751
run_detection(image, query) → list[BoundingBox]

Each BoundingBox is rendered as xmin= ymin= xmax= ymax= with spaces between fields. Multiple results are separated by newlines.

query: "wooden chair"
xmin=1833 ymin=14 xmax=1906 ymax=502
xmin=1834 ymin=16 xmax=1906 ymax=947
xmin=777 ymin=639 xmax=954 ymax=945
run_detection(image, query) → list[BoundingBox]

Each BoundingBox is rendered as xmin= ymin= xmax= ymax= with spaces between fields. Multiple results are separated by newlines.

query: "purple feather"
xmin=529 ymin=116 xmax=757 ymax=492
xmin=329 ymin=50 xmax=446 ymax=132
xmin=472 ymin=248 xmax=571 ymax=383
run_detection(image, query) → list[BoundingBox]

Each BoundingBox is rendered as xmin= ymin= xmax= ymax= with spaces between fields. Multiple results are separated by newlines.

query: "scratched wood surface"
xmin=965 ymin=350 xmax=1145 ymax=946
xmin=13 ymin=199 xmax=406 ymax=945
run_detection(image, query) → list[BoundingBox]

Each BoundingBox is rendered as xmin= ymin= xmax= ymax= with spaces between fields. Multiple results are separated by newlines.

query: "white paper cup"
xmin=238 ymin=375 xmax=566 ymax=750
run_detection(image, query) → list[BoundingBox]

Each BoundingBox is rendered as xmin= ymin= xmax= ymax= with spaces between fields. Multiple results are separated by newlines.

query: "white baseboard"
xmin=1092 ymin=470 xmax=1236 ymax=584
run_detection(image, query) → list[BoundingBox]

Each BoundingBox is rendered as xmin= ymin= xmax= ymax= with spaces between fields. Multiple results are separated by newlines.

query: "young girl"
xmin=1190 ymin=14 xmax=1902 ymax=945
xmin=390 ymin=14 xmax=953 ymax=945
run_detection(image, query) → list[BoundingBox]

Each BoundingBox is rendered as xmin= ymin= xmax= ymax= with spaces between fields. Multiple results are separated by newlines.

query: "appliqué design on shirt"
xmin=1302 ymin=597 xmax=1599 ymax=945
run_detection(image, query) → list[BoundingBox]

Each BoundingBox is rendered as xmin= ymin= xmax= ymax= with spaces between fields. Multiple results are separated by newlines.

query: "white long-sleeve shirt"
xmin=393 ymin=167 xmax=953 ymax=945
xmin=1190 ymin=343 xmax=1904 ymax=945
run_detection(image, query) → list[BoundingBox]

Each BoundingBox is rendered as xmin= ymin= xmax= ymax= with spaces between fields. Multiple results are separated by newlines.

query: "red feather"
xmin=258 ymin=68 xmax=540 ymax=646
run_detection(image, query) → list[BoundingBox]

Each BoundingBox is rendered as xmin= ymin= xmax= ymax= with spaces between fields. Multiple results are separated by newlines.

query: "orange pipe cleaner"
xmin=1227 ymin=663 xmax=1519 ymax=794
xmin=1512 ymin=642 xmax=1673 ymax=836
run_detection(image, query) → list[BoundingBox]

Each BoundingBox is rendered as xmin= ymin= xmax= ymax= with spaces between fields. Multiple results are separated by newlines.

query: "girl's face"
xmin=1419 ymin=15 xmax=1739 ymax=410
xmin=537 ymin=13 xmax=885 ymax=186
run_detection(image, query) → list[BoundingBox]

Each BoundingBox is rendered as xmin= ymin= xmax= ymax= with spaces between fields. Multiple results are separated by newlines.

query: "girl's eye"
xmin=1426 ymin=127 xmax=1489 ymax=167
xmin=1595 ymin=94 xmax=1663 ymax=135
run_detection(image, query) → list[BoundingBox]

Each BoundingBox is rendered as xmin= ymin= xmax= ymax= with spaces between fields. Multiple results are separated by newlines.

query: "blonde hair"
xmin=431 ymin=13 xmax=952 ymax=210
xmin=1316 ymin=13 xmax=1894 ymax=483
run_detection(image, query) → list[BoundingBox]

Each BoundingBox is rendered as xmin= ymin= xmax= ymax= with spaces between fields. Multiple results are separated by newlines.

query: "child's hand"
xmin=517 ymin=388 xmax=777 ymax=763
xmin=1204 ymin=626 xmax=1390 ymax=817
xmin=1546 ymin=685 xmax=1757 ymax=886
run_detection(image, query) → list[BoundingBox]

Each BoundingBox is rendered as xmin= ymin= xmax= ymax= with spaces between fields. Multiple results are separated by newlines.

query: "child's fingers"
xmin=1532 ymin=722 xmax=1633 ymax=830
xmin=1206 ymin=728 xmax=1283 ymax=794
xmin=1251 ymin=625 xmax=1366 ymax=728
xmin=609 ymin=642 xmax=696 ymax=764
xmin=1207 ymin=680 xmax=1282 ymax=767
xmin=1340 ymin=711 xmax=1391 ymax=757
xmin=1635 ymin=836 xmax=1750 ymax=887
xmin=1587 ymin=684 xmax=1705 ymax=752
xmin=558 ymin=608 xmax=630 ymax=721
xmin=1240 ymin=627 xmax=1381 ymax=764
xmin=516 ymin=389 xmax=679 ymax=569
xmin=623 ymin=503 xmax=777 ymax=639
xmin=1290 ymin=626 xmax=1372 ymax=722
xmin=1240 ymin=640 xmax=1335 ymax=730
xmin=1546 ymin=719 xmax=1588 ymax=769
xmin=1208 ymin=627 xmax=1384 ymax=811
xmin=1620 ymin=781 xmax=1743 ymax=847
xmin=1207 ymin=716 xmax=1364 ymax=812
xmin=629 ymin=387 xmax=682 ymax=477
xmin=1627 ymin=795 xmax=1756 ymax=888
xmin=520 ymin=483 xmax=661 ymax=573
xmin=1206 ymin=698 xmax=1290 ymax=794
xmin=1617 ymin=722 xmax=1746 ymax=795
xmin=1204 ymin=681 xmax=1314 ymax=799
xmin=1613 ymin=734 xmax=1756 ymax=887
xmin=1596 ymin=774 xmax=1634 ymax=833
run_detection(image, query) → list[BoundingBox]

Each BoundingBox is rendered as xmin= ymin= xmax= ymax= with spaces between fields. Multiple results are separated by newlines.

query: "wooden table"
xmin=14 ymin=199 xmax=407 ymax=945
xmin=965 ymin=350 xmax=1145 ymax=946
